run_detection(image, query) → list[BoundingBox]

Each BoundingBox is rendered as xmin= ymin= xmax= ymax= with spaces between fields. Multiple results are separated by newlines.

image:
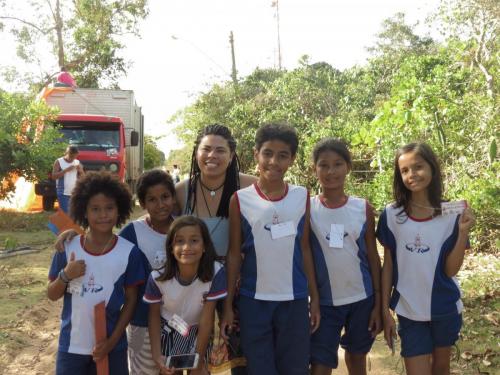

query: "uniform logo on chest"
xmin=82 ymin=273 xmax=104 ymax=295
xmin=405 ymin=234 xmax=430 ymax=254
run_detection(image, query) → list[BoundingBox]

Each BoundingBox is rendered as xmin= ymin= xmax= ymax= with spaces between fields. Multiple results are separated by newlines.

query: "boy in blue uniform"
xmin=221 ymin=123 xmax=320 ymax=375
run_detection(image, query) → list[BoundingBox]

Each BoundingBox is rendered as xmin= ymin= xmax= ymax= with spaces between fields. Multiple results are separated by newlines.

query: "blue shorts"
xmin=239 ymin=295 xmax=310 ymax=375
xmin=57 ymin=194 xmax=70 ymax=213
xmin=397 ymin=314 xmax=462 ymax=358
xmin=56 ymin=349 xmax=128 ymax=375
xmin=310 ymin=295 xmax=375 ymax=368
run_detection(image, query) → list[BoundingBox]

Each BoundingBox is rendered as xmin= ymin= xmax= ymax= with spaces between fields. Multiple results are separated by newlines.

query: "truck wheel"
xmin=42 ymin=196 xmax=56 ymax=211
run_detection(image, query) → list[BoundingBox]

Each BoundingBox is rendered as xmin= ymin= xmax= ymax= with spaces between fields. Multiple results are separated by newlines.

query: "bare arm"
xmin=174 ymin=179 xmax=188 ymax=215
xmin=238 ymin=173 xmax=257 ymax=188
xmin=148 ymin=303 xmax=173 ymax=374
xmin=444 ymin=208 xmax=475 ymax=277
xmin=47 ymin=251 xmax=86 ymax=300
xmin=51 ymin=160 xmax=65 ymax=180
xmin=301 ymin=204 xmax=320 ymax=333
xmin=365 ymin=204 xmax=382 ymax=336
xmin=193 ymin=300 xmax=217 ymax=371
xmin=221 ymin=195 xmax=242 ymax=338
xmin=93 ymin=285 xmax=139 ymax=361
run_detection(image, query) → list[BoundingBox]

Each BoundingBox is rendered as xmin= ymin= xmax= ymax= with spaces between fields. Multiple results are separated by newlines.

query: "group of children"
xmin=48 ymin=122 xmax=474 ymax=375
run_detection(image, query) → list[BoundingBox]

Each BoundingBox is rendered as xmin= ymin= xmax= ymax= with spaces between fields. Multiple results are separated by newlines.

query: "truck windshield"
xmin=58 ymin=122 xmax=120 ymax=151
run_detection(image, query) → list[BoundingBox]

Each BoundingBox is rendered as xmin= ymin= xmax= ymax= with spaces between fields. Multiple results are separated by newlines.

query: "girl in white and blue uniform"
xmin=377 ymin=143 xmax=475 ymax=375
xmin=309 ymin=138 xmax=382 ymax=375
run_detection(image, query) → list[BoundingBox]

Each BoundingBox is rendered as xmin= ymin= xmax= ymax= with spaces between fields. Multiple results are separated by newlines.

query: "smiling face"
xmin=142 ymin=183 xmax=175 ymax=223
xmin=172 ymin=225 xmax=205 ymax=267
xmin=398 ymin=151 xmax=433 ymax=194
xmin=254 ymin=140 xmax=295 ymax=183
xmin=85 ymin=193 xmax=118 ymax=234
xmin=315 ymin=150 xmax=350 ymax=191
xmin=196 ymin=135 xmax=234 ymax=178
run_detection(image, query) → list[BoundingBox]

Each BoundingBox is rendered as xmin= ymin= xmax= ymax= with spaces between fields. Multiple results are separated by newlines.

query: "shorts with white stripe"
xmin=127 ymin=325 xmax=158 ymax=375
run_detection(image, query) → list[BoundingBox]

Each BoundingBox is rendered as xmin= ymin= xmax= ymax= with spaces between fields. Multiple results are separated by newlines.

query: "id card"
xmin=329 ymin=224 xmax=344 ymax=248
xmin=270 ymin=221 xmax=296 ymax=240
xmin=441 ymin=200 xmax=466 ymax=215
xmin=168 ymin=314 xmax=190 ymax=337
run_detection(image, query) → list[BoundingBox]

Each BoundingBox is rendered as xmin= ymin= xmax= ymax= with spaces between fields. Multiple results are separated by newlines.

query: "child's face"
xmin=141 ymin=184 xmax=174 ymax=222
xmin=172 ymin=225 xmax=205 ymax=266
xmin=398 ymin=151 xmax=433 ymax=194
xmin=86 ymin=193 xmax=118 ymax=233
xmin=254 ymin=140 xmax=295 ymax=183
xmin=315 ymin=150 xmax=350 ymax=190
xmin=196 ymin=135 xmax=234 ymax=178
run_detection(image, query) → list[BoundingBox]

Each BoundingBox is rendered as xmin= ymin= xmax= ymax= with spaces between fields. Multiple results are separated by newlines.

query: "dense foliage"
xmin=143 ymin=134 xmax=165 ymax=170
xmin=170 ymin=3 xmax=498 ymax=252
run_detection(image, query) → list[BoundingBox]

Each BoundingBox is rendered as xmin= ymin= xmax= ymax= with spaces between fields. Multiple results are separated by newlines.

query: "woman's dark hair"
xmin=255 ymin=123 xmax=298 ymax=156
xmin=70 ymin=171 xmax=133 ymax=229
xmin=186 ymin=124 xmax=240 ymax=218
xmin=312 ymin=138 xmax=351 ymax=166
xmin=393 ymin=142 xmax=443 ymax=217
xmin=156 ymin=216 xmax=216 ymax=283
xmin=136 ymin=169 xmax=175 ymax=205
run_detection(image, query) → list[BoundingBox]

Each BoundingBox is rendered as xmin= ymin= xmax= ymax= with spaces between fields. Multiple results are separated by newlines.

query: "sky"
xmin=2 ymin=0 xmax=440 ymax=156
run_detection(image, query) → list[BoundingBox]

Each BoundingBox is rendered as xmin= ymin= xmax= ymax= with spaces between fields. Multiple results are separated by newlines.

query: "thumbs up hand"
xmin=64 ymin=252 xmax=86 ymax=280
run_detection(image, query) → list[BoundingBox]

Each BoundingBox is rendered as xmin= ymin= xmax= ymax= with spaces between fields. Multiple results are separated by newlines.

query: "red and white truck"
xmin=35 ymin=87 xmax=144 ymax=210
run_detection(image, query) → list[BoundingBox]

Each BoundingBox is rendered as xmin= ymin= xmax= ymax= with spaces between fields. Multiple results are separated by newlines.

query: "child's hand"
xmin=92 ymin=338 xmax=113 ymax=362
xmin=55 ymin=229 xmax=79 ymax=252
xmin=383 ymin=310 xmax=397 ymax=354
xmin=368 ymin=306 xmax=382 ymax=338
xmin=459 ymin=208 xmax=475 ymax=234
xmin=153 ymin=355 xmax=175 ymax=375
xmin=190 ymin=358 xmax=209 ymax=375
xmin=220 ymin=307 xmax=234 ymax=341
xmin=309 ymin=297 xmax=321 ymax=333
xmin=64 ymin=252 xmax=86 ymax=280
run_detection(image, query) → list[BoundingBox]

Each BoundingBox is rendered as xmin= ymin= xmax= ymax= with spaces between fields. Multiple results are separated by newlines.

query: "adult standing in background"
xmin=52 ymin=145 xmax=84 ymax=213
xmin=175 ymin=124 xmax=256 ymax=374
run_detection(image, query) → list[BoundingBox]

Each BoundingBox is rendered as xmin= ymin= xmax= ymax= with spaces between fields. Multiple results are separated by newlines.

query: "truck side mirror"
xmin=130 ymin=130 xmax=139 ymax=146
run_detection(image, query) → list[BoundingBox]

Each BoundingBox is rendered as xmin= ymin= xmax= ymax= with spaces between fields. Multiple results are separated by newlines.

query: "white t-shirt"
xmin=56 ymin=157 xmax=80 ymax=196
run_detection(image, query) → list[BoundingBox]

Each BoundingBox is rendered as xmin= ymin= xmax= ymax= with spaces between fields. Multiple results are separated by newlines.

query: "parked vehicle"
xmin=35 ymin=87 xmax=144 ymax=211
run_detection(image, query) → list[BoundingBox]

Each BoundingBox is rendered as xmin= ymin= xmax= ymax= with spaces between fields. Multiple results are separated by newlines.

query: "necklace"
xmin=83 ymin=233 xmax=115 ymax=255
xmin=199 ymin=179 xmax=225 ymax=197
xmin=257 ymin=182 xmax=287 ymax=224
xmin=410 ymin=201 xmax=436 ymax=210
xmin=200 ymin=183 xmax=215 ymax=217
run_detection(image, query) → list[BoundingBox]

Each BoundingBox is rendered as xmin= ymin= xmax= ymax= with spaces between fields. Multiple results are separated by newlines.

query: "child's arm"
xmin=365 ymin=203 xmax=382 ymax=337
xmin=192 ymin=300 xmax=218 ymax=375
xmin=47 ymin=251 xmax=86 ymax=300
xmin=148 ymin=303 xmax=174 ymax=374
xmin=444 ymin=208 xmax=475 ymax=277
xmin=221 ymin=195 xmax=242 ymax=339
xmin=381 ymin=247 xmax=396 ymax=351
xmin=301 ymin=204 xmax=321 ymax=333
xmin=92 ymin=285 xmax=138 ymax=362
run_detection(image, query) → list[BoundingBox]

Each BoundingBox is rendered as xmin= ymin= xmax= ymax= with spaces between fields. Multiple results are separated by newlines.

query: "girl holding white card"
xmin=144 ymin=216 xmax=227 ymax=375
xmin=377 ymin=142 xmax=475 ymax=375
xmin=309 ymin=138 xmax=382 ymax=375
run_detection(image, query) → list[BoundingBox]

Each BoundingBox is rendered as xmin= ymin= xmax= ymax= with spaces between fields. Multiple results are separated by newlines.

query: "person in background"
xmin=52 ymin=145 xmax=84 ymax=213
xmin=55 ymin=66 xmax=77 ymax=88
xmin=172 ymin=164 xmax=181 ymax=183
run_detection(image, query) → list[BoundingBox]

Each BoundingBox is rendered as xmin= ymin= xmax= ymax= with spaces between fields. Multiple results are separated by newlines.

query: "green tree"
xmin=0 ymin=90 xmax=64 ymax=199
xmin=143 ymin=135 xmax=165 ymax=170
xmin=0 ymin=0 xmax=149 ymax=89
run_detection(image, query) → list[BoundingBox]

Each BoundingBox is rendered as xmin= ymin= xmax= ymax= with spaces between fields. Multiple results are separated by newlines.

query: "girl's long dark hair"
xmin=393 ymin=142 xmax=443 ymax=217
xmin=186 ymin=124 xmax=240 ymax=218
xmin=156 ymin=216 xmax=216 ymax=283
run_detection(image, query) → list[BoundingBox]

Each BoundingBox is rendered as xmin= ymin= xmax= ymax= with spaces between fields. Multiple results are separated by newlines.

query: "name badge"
xmin=441 ymin=201 xmax=466 ymax=215
xmin=168 ymin=314 xmax=190 ymax=337
xmin=271 ymin=221 xmax=296 ymax=240
xmin=329 ymin=224 xmax=345 ymax=248
xmin=68 ymin=281 xmax=83 ymax=296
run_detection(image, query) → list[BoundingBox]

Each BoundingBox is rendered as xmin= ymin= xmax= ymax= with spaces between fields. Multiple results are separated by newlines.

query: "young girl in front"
xmin=309 ymin=138 xmax=382 ymax=375
xmin=48 ymin=171 xmax=146 ymax=374
xmin=377 ymin=142 xmax=475 ymax=375
xmin=143 ymin=215 xmax=227 ymax=375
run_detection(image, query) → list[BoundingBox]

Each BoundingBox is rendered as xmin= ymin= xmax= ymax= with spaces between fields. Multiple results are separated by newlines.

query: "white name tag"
xmin=168 ymin=314 xmax=190 ymax=337
xmin=329 ymin=224 xmax=345 ymax=248
xmin=271 ymin=221 xmax=296 ymax=240
xmin=441 ymin=201 xmax=466 ymax=215
xmin=68 ymin=281 xmax=83 ymax=295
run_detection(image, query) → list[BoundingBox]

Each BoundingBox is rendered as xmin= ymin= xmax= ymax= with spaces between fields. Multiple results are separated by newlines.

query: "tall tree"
xmin=0 ymin=0 xmax=148 ymax=89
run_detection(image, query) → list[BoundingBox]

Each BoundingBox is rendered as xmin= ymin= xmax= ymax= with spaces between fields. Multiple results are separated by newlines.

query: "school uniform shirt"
xmin=48 ymin=235 xmax=146 ymax=355
xmin=119 ymin=217 xmax=168 ymax=327
xmin=236 ymin=183 xmax=309 ymax=301
xmin=376 ymin=204 xmax=466 ymax=321
xmin=310 ymin=195 xmax=373 ymax=306
xmin=142 ymin=262 xmax=227 ymax=326
xmin=56 ymin=157 xmax=80 ymax=196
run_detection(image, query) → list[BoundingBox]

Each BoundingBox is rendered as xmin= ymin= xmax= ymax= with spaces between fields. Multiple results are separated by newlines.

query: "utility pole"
xmin=272 ymin=0 xmax=282 ymax=70
xmin=229 ymin=31 xmax=238 ymax=85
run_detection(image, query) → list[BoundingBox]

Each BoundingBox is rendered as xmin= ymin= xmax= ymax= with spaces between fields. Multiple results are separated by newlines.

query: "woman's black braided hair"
xmin=186 ymin=124 xmax=241 ymax=218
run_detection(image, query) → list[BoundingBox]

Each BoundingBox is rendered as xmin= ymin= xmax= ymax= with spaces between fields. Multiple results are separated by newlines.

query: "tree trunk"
xmin=55 ymin=0 xmax=65 ymax=67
